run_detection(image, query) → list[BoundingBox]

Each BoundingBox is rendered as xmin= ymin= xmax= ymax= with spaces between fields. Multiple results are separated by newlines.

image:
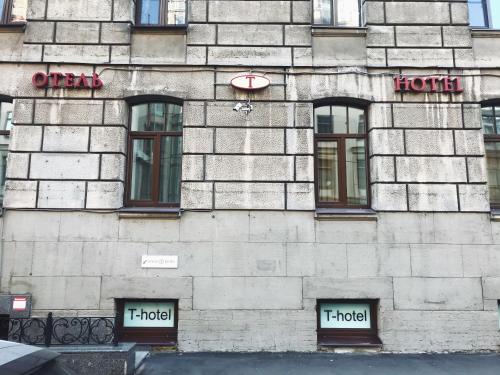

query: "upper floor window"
xmin=313 ymin=0 xmax=361 ymax=27
xmin=136 ymin=0 xmax=186 ymax=26
xmin=1 ymin=0 xmax=27 ymax=24
xmin=126 ymin=100 xmax=183 ymax=207
xmin=0 ymin=100 xmax=12 ymax=203
xmin=469 ymin=0 xmax=500 ymax=28
xmin=482 ymin=104 xmax=500 ymax=207
xmin=314 ymin=102 xmax=368 ymax=208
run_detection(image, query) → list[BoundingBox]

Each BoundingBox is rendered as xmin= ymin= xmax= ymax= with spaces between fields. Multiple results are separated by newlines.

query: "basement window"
xmin=317 ymin=299 xmax=382 ymax=347
xmin=115 ymin=299 xmax=178 ymax=345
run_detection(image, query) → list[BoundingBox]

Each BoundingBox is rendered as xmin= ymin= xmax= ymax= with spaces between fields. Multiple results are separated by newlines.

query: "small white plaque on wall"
xmin=141 ymin=255 xmax=178 ymax=269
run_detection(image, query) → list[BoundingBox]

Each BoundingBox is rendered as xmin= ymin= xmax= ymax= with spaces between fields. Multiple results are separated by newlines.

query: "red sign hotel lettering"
xmin=32 ymin=72 xmax=104 ymax=89
xmin=394 ymin=76 xmax=463 ymax=94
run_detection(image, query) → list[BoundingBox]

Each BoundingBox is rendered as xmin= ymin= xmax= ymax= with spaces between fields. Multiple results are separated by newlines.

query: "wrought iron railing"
xmin=4 ymin=313 xmax=117 ymax=346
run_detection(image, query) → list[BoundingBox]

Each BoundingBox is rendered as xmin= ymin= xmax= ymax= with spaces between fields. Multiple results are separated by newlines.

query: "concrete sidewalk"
xmin=136 ymin=352 xmax=500 ymax=375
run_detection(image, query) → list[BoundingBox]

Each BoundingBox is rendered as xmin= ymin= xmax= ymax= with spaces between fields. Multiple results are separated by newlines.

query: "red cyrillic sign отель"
xmin=32 ymin=72 xmax=104 ymax=89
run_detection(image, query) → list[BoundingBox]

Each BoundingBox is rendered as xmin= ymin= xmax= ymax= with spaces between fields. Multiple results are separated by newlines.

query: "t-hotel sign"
xmin=32 ymin=72 xmax=104 ymax=89
xmin=394 ymin=75 xmax=463 ymax=94
xmin=230 ymin=74 xmax=270 ymax=91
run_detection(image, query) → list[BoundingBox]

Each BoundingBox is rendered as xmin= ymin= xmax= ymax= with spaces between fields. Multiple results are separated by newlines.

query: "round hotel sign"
xmin=230 ymin=74 xmax=270 ymax=91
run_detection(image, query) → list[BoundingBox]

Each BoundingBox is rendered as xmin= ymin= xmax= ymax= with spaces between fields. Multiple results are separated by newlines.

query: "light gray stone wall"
xmin=0 ymin=0 xmax=497 ymax=354
xmin=2 ymin=210 xmax=500 ymax=352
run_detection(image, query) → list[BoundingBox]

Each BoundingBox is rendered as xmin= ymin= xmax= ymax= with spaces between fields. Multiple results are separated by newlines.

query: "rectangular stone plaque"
xmin=141 ymin=255 xmax=178 ymax=269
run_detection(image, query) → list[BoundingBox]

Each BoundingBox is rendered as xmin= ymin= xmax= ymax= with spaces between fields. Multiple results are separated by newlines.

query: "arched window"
xmin=0 ymin=98 xmax=13 ymax=203
xmin=314 ymin=101 xmax=368 ymax=208
xmin=126 ymin=99 xmax=183 ymax=207
xmin=481 ymin=103 xmax=500 ymax=207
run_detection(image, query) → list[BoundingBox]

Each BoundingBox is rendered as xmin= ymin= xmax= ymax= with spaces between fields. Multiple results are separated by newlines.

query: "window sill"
xmin=311 ymin=26 xmax=367 ymax=37
xmin=315 ymin=208 xmax=377 ymax=221
xmin=118 ymin=207 xmax=182 ymax=219
xmin=0 ymin=22 xmax=25 ymax=33
xmin=131 ymin=24 xmax=188 ymax=35
xmin=318 ymin=335 xmax=382 ymax=347
xmin=471 ymin=28 xmax=500 ymax=38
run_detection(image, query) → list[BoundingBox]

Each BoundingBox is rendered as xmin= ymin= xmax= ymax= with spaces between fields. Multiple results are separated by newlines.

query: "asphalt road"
xmin=136 ymin=352 xmax=500 ymax=375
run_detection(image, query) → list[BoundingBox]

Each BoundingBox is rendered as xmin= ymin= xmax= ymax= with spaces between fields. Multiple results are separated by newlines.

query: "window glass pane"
xmin=0 ymin=102 xmax=13 ymax=131
xmin=11 ymin=0 xmax=27 ymax=22
xmin=130 ymin=139 xmax=154 ymax=200
xmin=348 ymin=107 xmax=365 ymax=134
xmin=166 ymin=103 xmax=183 ymax=132
xmin=468 ymin=0 xmax=487 ymax=27
xmin=336 ymin=0 xmax=359 ymax=26
xmin=141 ymin=0 xmax=161 ymax=24
xmin=131 ymin=104 xmax=149 ymax=131
xmin=150 ymin=103 xmax=166 ymax=131
xmin=332 ymin=105 xmax=347 ymax=134
xmin=346 ymin=138 xmax=367 ymax=205
xmin=0 ymin=139 xmax=7 ymax=203
xmin=486 ymin=142 xmax=500 ymax=204
xmin=315 ymin=106 xmax=332 ymax=133
xmin=482 ymin=107 xmax=495 ymax=134
xmin=491 ymin=1 xmax=500 ymax=28
xmin=159 ymin=136 xmax=182 ymax=203
xmin=313 ymin=0 xmax=332 ymax=24
xmin=167 ymin=0 xmax=186 ymax=25
xmin=496 ymin=107 xmax=500 ymax=134
xmin=317 ymin=140 xmax=339 ymax=202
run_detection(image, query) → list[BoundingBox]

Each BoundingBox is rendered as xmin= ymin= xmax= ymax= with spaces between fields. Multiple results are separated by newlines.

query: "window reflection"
xmin=159 ymin=137 xmax=182 ymax=203
xmin=138 ymin=0 xmax=186 ymax=25
xmin=486 ymin=142 xmax=500 ymax=204
xmin=0 ymin=101 xmax=13 ymax=204
xmin=318 ymin=141 xmax=339 ymax=202
xmin=131 ymin=139 xmax=154 ymax=201
xmin=313 ymin=0 xmax=360 ymax=26
xmin=468 ymin=0 xmax=500 ymax=28
xmin=346 ymin=138 xmax=367 ymax=205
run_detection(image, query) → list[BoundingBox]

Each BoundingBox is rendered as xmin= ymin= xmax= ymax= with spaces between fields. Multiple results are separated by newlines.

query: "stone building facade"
xmin=0 ymin=0 xmax=499 ymax=352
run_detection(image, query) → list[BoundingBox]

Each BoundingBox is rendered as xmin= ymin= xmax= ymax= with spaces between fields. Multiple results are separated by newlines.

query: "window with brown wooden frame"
xmin=481 ymin=103 xmax=500 ymax=208
xmin=1 ymin=0 xmax=27 ymax=24
xmin=135 ymin=0 xmax=187 ymax=26
xmin=126 ymin=100 xmax=183 ymax=207
xmin=317 ymin=299 xmax=382 ymax=347
xmin=0 ymin=100 xmax=13 ymax=204
xmin=314 ymin=102 xmax=369 ymax=208
xmin=115 ymin=299 xmax=178 ymax=345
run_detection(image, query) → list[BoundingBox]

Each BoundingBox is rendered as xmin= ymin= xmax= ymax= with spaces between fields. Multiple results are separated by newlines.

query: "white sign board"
xmin=124 ymin=301 xmax=175 ymax=328
xmin=141 ymin=255 xmax=178 ymax=269
xmin=12 ymin=297 xmax=27 ymax=311
xmin=319 ymin=303 xmax=371 ymax=329
xmin=230 ymin=74 xmax=270 ymax=91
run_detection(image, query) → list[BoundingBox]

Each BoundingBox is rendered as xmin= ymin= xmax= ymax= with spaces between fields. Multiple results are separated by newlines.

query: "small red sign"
xmin=32 ymin=72 xmax=104 ymax=89
xmin=12 ymin=296 xmax=27 ymax=311
xmin=394 ymin=76 xmax=463 ymax=94
xmin=230 ymin=74 xmax=270 ymax=91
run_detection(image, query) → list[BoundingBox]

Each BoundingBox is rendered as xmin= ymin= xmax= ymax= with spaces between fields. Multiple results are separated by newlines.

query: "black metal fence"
xmin=4 ymin=313 xmax=117 ymax=346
